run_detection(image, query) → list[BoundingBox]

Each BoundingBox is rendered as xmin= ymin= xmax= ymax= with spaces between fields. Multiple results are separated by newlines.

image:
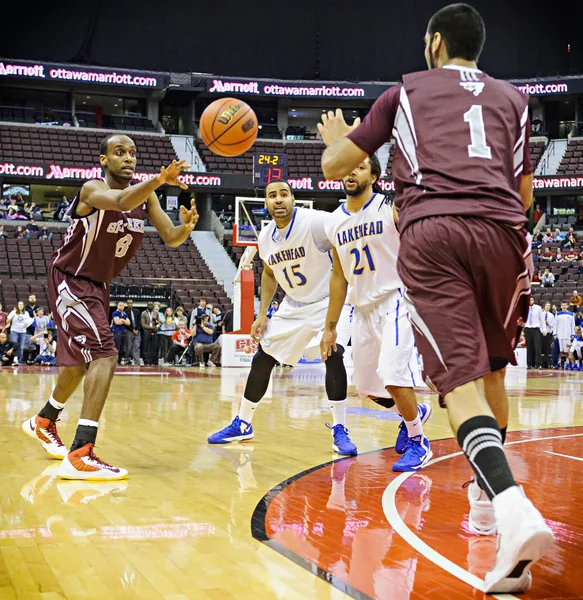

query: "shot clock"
xmin=253 ymin=153 xmax=288 ymax=186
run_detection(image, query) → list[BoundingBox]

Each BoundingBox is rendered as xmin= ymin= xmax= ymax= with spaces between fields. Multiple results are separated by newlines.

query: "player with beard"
xmin=22 ymin=134 xmax=198 ymax=480
xmin=321 ymin=155 xmax=432 ymax=472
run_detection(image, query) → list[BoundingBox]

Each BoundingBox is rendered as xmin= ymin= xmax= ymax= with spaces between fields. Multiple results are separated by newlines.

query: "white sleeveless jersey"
xmin=325 ymin=194 xmax=402 ymax=307
xmin=258 ymin=207 xmax=331 ymax=304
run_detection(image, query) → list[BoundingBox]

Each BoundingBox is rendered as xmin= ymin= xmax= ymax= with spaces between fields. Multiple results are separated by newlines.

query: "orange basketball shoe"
xmin=58 ymin=444 xmax=128 ymax=480
xmin=22 ymin=415 xmax=67 ymax=459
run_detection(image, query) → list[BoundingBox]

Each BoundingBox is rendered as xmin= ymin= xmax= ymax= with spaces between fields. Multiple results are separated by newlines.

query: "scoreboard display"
xmin=252 ymin=153 xmax=288 ymax=186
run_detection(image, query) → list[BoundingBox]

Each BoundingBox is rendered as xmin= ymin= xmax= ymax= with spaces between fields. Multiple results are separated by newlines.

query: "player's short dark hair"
xmin=427 ymin=3 xmax=485 ymax=62
xmin=100 ymin=134 xmax=117 ymax=155
xmin=265 ymin=179 xmax=293 ymax=195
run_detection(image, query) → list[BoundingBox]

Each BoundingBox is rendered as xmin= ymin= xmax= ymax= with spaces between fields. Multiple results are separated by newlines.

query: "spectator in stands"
xmin=0 ymin=225 xmax=5 ymax=239
xmin=566 ymin=233 xmax=578 ymax=247
xmin=37 ymin=226 xmax=52 ymax=241
xmin=6 ymin=301 xmax=33 ymax=364
xmin=54 ymin=196 xmax=71 ymax=222
xmin=531 ymin=232 xmax=542 ymax=248
xmin=541 ymin=301 xmax=555 ymax=368
xmin=15 ymin=226 xmax=29 ymax=240
xmin=112 ymin=301 xmax=130 ymax=365
xmin=154 ymin=301 xmax=164 ymax=323
xmin=141 ymin=302 xmax=159 ymax=366
xmin=25 ymin=294 xmax=38 ymax=339
xmin=159 ymin=307 xmax=176 ymax=363
xmin=174 ymin=306 xmax=188 ymax=328
xmin=0 ymin=303 xmax=8 ymax=332
xmin=533 ymin=248 xmax=542 ymax=263
xmin=124 ymin=299 xmax=141 ymax=366
xmin=31 ymin=307 xmax=53 ymax=336
xmin=192 ymin=315 xmax=221 ymax=367
xmin=23 ymin=201 xmax=33 ymax=218
xmin=167 ymin=325 xmax=192 ymax=365
xmin=533 ymin=203 xmax=544 ymax=226
xmin=570 ymin=290 xmax=583 ymax=313
xmin=543 ymin=228 xmax=554 ymax=243
xmin=221 ymin=308 xmax=233 ymax=334
xmin=555 ymin=250 xmax=564 ymax=262
xmin=27 ymin=220 xmax=39 ymax=235
xmin=541 ymin=268 xmax=555 ymax=288
xmin=566 ymin=248 xmax=578 ymax=262
xmin=30 ymin=202 xmax=42 ymax=218
xmin=32 ymin=331 xmax=56 ymax=366
xmin=211 ymin=306 xmax=223 ymax=341
xmin=267 ymin=301 xmax=279 ymax=318
xmin=189 ymin=298 xmax=212 ymax=329
xmin=524 ymin=297 xmax=544 ymax=369
xmin=554 ymin=228 xmax=565 ymax=242
xmin=578 ymin=260 xmax=583 ymax=275
xmin=0 ymin=331 xmax=17 ymax=367
xmin=532 ymin=269 xmax=540 ymax=284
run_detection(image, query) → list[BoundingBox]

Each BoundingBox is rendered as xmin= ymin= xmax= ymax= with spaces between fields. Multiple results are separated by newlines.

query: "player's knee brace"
xmin=369 ymin=396 xmax=397 ymax=410
xmin=243 ymin=345 xmax=278 ymax=403
xmin=325 ymin=344 xmax=347 ymax=401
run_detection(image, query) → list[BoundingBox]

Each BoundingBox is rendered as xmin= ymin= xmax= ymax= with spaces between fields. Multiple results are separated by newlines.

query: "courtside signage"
xmin=0 ymin=59 xmax=167 ymax=89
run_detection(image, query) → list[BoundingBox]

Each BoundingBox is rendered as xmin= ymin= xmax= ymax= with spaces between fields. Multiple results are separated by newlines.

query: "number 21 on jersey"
xmin=350 ymin=244 xmax=375 ymax=275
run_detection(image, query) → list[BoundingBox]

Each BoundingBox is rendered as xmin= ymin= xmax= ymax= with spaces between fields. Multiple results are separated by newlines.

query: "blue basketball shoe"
xmin=326 ymin=423 xmax=358 ymax=455
xmin=395 ymin=403 xmax=432 ymax=454
xmin=392 ymin=435 xmax=433 ymax=472
xmin=207 ymin=417 xmax=254 ymax=444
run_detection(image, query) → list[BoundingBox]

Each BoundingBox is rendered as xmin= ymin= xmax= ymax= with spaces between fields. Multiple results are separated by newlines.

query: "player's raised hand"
xmin=158 ymin=160 xmax=191 ymax=189
xmin=318 ymin=109 xmax=361 ymax=147
xmin=320 ymin=327 xmax=337 ymax=362
xmin=180 ymin=199 xmax=199 ymax=232
xmin=250 ymin=315 xmax=269 ymax=341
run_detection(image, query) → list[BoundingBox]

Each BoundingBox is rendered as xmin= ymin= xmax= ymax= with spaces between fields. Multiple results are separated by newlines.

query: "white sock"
xmin=404 ymin=412 xmax=424 ymax=438
xmin=330 ymin=400 xmax=347 ymax=426
xmin=48 ymin=394 xmax=66 ymax=410
xmin=238 ymin=398 xmax=257 ymax=424
xmin=78 ymin=418 xmax=98 ymax=428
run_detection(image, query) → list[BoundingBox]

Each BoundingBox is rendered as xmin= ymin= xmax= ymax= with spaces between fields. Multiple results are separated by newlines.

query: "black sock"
xmin=38 ymin=401 xmax=62 ymax=422
xmin=500 ymin=426 xmax=507 ymax=445
xmin=325 ymin=345 xmax=347 ymax=401
xmin=370 ymin=396 xmax=396 ymax=410
xmin=70 ymin=425 xmax=98 ymax=452
xmin=457 ymin=416 xmax=516 ymax=501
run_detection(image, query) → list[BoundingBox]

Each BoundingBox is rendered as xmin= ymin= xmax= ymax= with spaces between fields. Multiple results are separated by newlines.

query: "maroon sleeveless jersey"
xmin=348 ymin=66 xmax=532 ymax=233
xmin=52 ymin=187 xmax=145 ymax=283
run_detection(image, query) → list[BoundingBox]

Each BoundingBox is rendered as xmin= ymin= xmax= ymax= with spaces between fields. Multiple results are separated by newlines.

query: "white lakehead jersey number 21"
xmin=326 ymin=193 xmax=403 ymax=307
xmin=258 ymin=208 xmax=332 ymax=304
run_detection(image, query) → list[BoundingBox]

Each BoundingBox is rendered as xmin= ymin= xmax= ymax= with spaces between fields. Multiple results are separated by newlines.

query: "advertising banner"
xmin=221 ymin=334 xmax=259 ymax=367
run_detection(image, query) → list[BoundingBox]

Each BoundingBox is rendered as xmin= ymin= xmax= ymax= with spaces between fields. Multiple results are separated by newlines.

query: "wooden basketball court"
xmin=0 ymin=365 xmax=580 ymax=599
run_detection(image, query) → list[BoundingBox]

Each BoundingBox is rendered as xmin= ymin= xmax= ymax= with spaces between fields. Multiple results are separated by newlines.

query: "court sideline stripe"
xmin=382 ymin=431 xmax=583 ymax=598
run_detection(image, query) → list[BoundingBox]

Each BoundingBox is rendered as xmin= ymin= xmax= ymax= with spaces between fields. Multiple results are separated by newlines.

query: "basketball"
xmin=200 ymin=98 xmax=258 ymax=157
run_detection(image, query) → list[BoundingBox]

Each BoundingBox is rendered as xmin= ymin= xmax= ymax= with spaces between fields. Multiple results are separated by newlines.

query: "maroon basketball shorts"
xmin=48 ymin=265 xmax=118 ymax=367
xmin=398 ymin=216 xmax=531 ymax=401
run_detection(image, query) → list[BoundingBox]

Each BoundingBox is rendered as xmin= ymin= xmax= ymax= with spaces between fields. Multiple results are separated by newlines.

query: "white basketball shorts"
xmin=352 ymin=289 xmax=422 ymax=398
xmin=260 ymin=296 xmax=352 ymax=365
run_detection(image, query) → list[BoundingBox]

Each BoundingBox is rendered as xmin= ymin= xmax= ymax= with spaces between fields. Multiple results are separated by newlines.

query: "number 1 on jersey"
xmin=351 ymin=244 xmax=376 ymax=275
xmin=464 ymin=105 xmax=492 ymax=159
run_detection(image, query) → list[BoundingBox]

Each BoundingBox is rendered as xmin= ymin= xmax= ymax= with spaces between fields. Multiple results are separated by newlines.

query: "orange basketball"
xmin=200 ymin=98 xmax=258 ymax=157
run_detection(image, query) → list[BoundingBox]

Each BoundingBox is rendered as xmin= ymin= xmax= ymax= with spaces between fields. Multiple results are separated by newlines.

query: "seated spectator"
xmin=0 ymin=225 xmax=5 ymax=239
xmin=27 ymin=219 xmax=39 ymax=235
xmin=32 ymin=331 xmax=56 ymax=365
xmin=54 ymin=196 xmax=71 ymax=221
xmin=531 ymin=232 xmax=542 ymax=248
xmin=192 ymin=315 xmax=221 ymax=367
xmin=23 ymin=201 xmax=33 ymax=218
xmin=542 ymin=248 xmax=552 ymax=261
xmin=0 ymin=331 xmax=17 ymax=367
xmin=211 ymin=306 xmax=223 ymax=341
xmin=555 ymin=250 xmax=564 ymax=262
xmin=565 ymin=249 xmax=578 ymax=262
xmin=554 ymin=228 xmax=565 ymax=242
xmin=570 ymin=290 xmax=583 ymax=313
xmin=543 ymin=228 xmax=554 ymax=243
xmin=578 ymin=260 xmax=583 ymax=276
xmin=532 ymin=270 xmax=540 ymax=284
xmin=174 ymin=306 xmax=188 ymax=329
xmin=267 ymin=300 xmax=279 ymax=318
xmin=30 ymin=202 xmax=42 ymax=217
xmin=15 ymin=226 xmax=29 ymax=239
xmin=533 ymin=248 xmax=542 ymax=262
xmin=0 ymin=303 xmax=8 ymax=332
xmin=541 ymin=269 xmax=555 ymax=288
xmin=37 ymin=226 xmax=53 ymax=241
xmin=533 ymin=203 xmax=544 ymax=226
xmin=167 ymin=325 xmax=192 ymax=365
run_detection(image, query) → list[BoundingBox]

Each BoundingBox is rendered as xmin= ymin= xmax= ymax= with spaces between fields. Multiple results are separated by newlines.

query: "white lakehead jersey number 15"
xmin=258 ymin=207 xmax=332 ymax=304
xmin=325 ymin=193 xmax=403 ymax=307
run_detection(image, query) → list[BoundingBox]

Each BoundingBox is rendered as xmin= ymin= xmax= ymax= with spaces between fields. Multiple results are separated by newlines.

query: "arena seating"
xmin=0 ymin=124 xmax=177 ymax=169
xmin=557 ymin=139 xmax=583 ymax=175
xmin=530 ymin=140 xmax=546 ymax=170
xmin=0 ymin=225 xmax=232 ymax=315
xmin=531 ymin=259 xmax=583 ymax=307
xmin=545 ymin=214 xmax=578 ymax=231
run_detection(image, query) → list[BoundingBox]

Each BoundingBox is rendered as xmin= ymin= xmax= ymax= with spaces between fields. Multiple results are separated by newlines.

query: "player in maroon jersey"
xmin=318 ymin=3 xmax=553 ymax=594
xmin=22 ymin=133 xmax=198 ymax=481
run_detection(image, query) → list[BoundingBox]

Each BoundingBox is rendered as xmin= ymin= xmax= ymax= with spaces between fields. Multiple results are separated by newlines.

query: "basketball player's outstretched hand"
xmin=180 ymin=199 xmax=199 ymax=231
xmin=251 ymin=315 xmax=269 ymax=341
xmin=318 ymin=109 xmax=361 ymax=146
xmin=320 ymin=328 xmax=337 ymax=361
xmin=158 ymin=159 xmax=192 ymax=189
